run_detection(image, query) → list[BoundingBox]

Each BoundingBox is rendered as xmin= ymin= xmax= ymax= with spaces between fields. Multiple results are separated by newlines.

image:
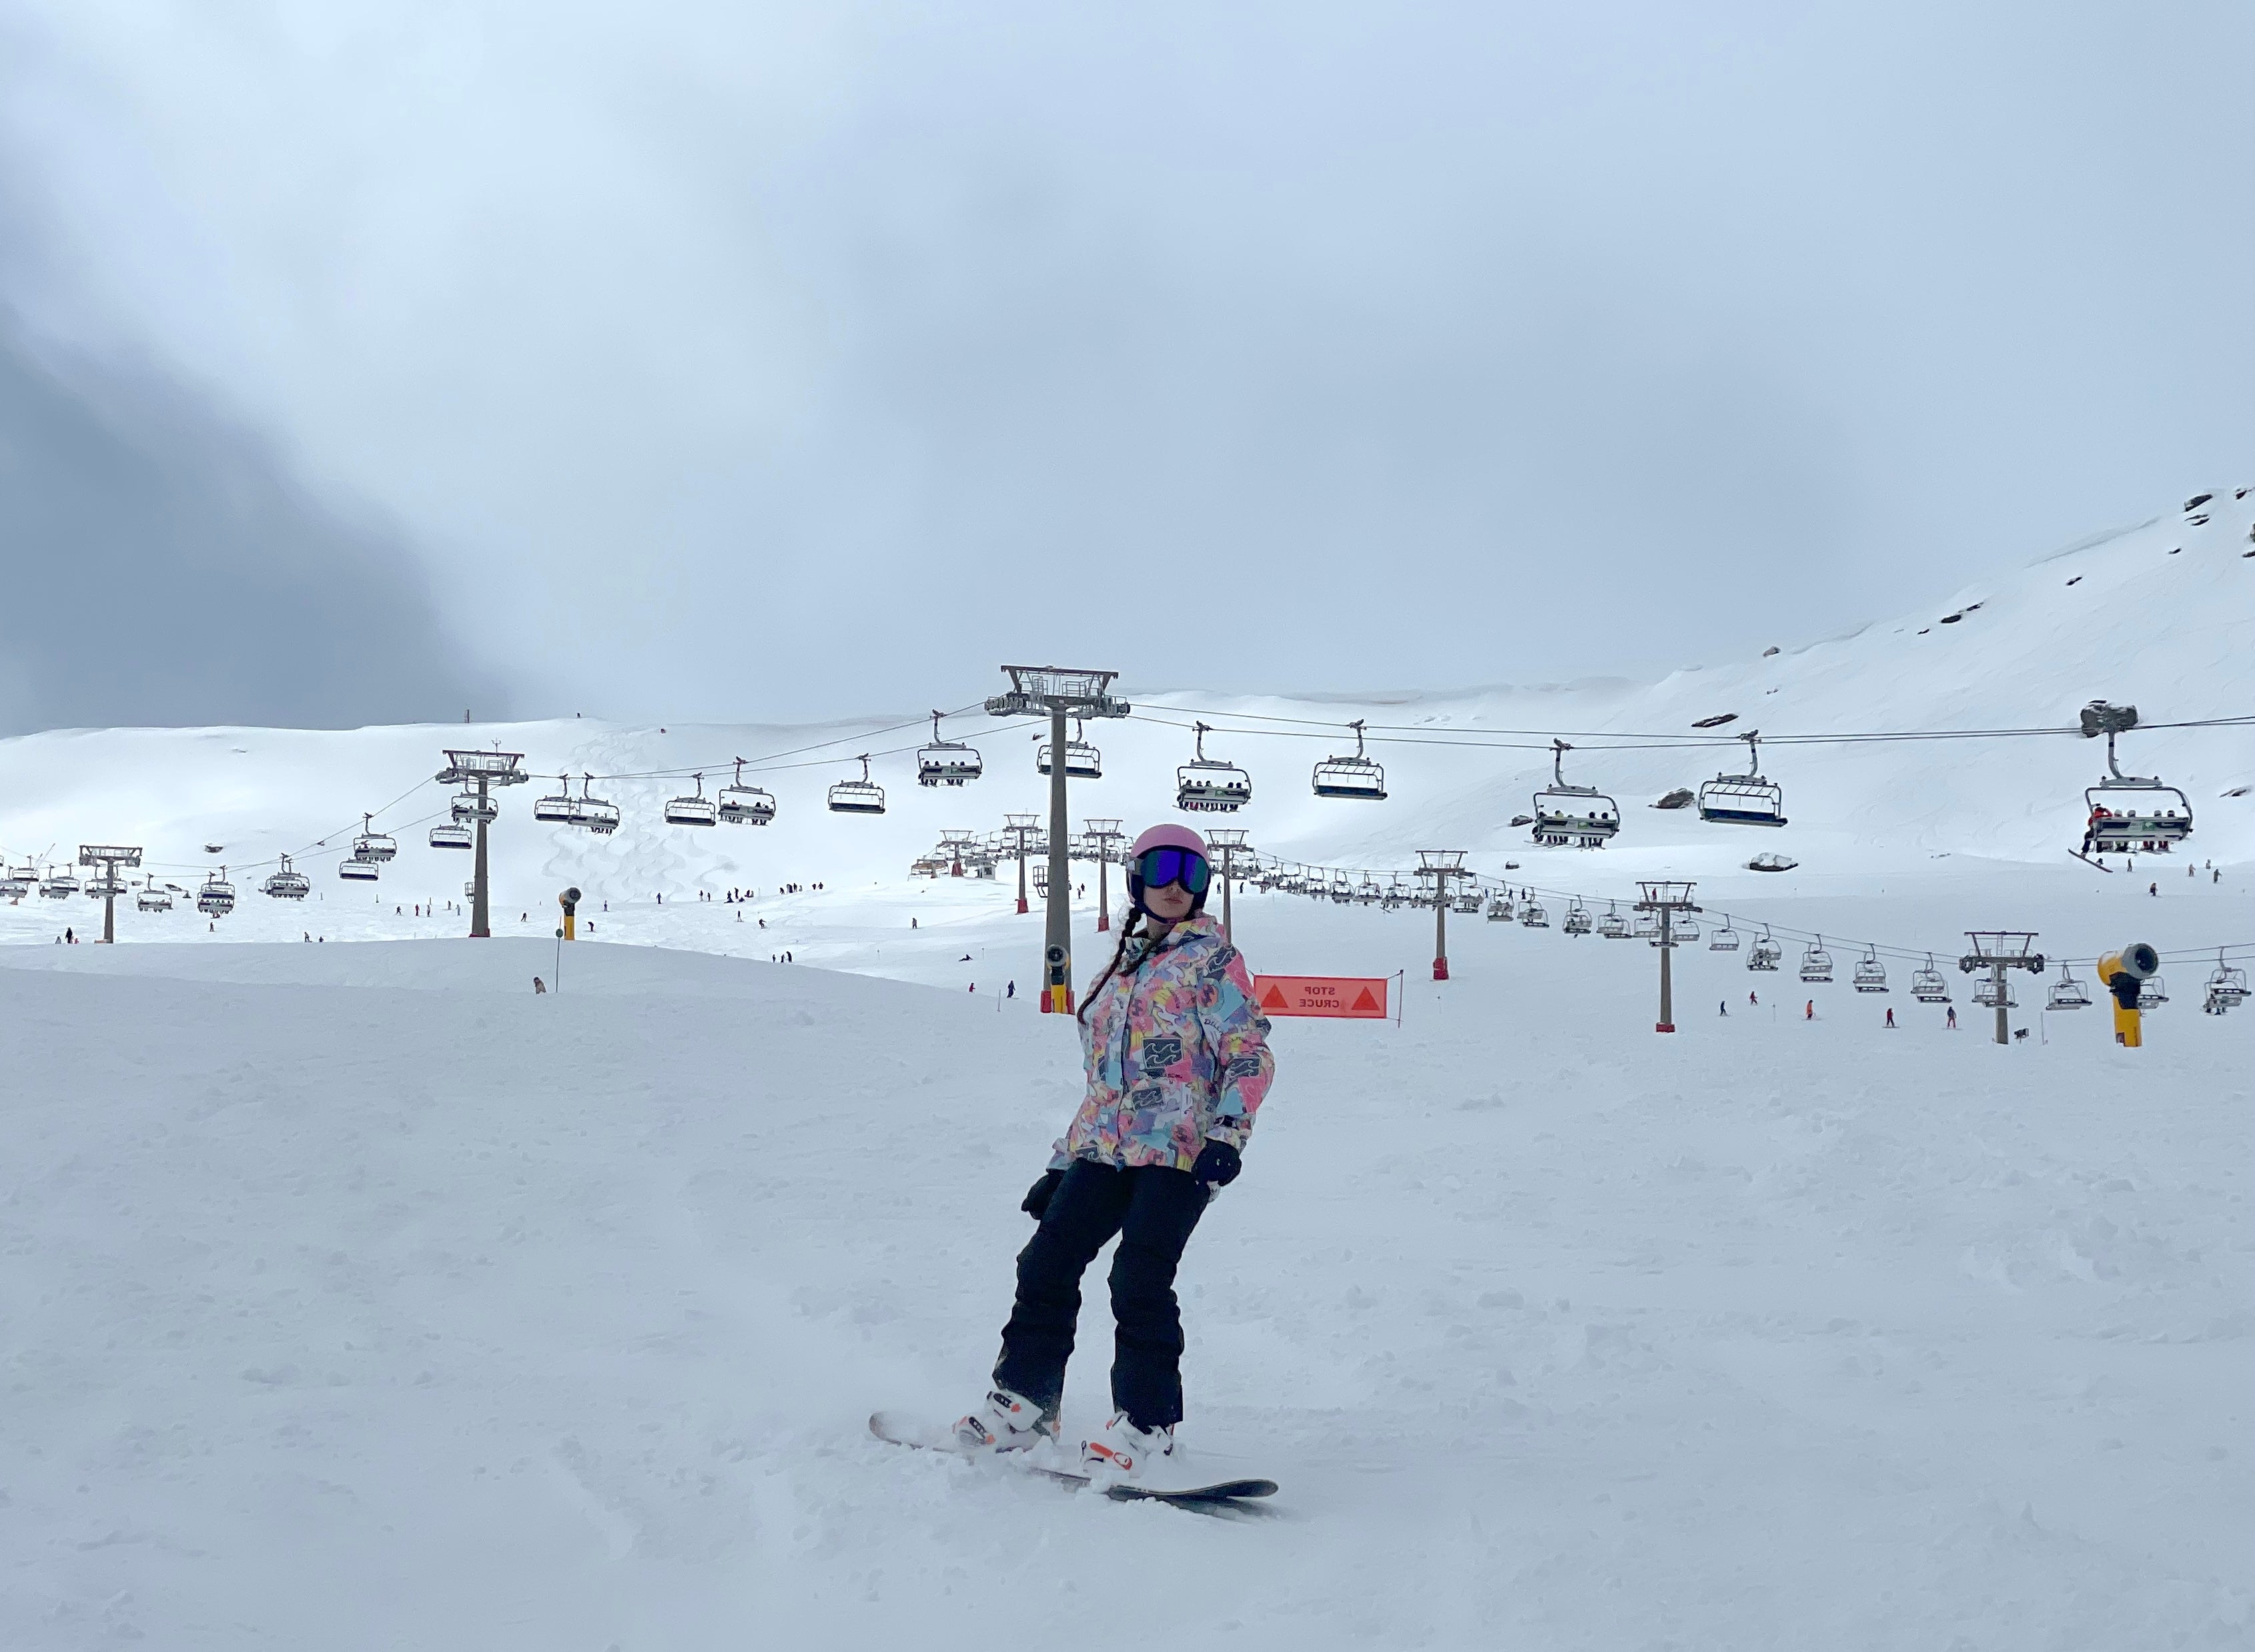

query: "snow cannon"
xmin=559 ymin=885 xmax=582 ymax=942
xmin=2096 ymin=942 xmax=2159 ymax=1048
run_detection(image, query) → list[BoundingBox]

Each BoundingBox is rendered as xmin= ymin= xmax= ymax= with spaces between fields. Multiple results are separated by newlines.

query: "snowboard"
xmin=868 ymin=1412 xmax=1278 ymax=1509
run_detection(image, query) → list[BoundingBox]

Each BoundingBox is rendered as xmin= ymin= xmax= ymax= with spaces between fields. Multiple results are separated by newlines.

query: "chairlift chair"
xmin=1852 ymin=948 xmax=1889 ymax=993
xmin=1598 ymin=903 xmax=1631 ymax=940
xmin=1520 ymin=896 xmax=1550 ymax=929
xmin=2139 ymin=973 xmax=2168 ymax=1007
xmin=577 ymin=776 xmax=622 ymax=835
xmin=464 ymin=880 xmax=478 ymax=899
xmin=1632 ymin=909 xmax=1660 ymax=941
xmin=1697 ymin=731 xmax=1787 ymax=827
xmin=195 ymin=869 xmax=236 ymax=917
xmin=1799 ymin=937 xmax=1834 ymax=983
xmin=664 ymin=773 xmax=721 ymax=827
xmin=533 ymin=775 xmax=578 ymax=825
xmin=1530 ymin=741 xmax=1620 ymax=847
xmin=135 ymin=877 xmax=172 ymax=913
xmin=0 ymin=869 xmax=29 ymax=901
xmin=1036 ymin=718 xmax=1103 ymax=781
xmin=2202 ymin=951 xmax=2248 ymax=1011
xmin=1563 ymin=900 xmax=1593 ymax=936
xmin=1971 ymin=974 xmax=2015 ymax=1009
xmin=338 ymin=857 xmax=379 ymax=883
xmin=41 ymin=866 xmax=78 ymax=899
xmin=1911 ymin=956 xmax=1951 ymax=1002
xmin=352 ymin=814 xmax=398 ymax=863
xmin=430 ymin=823 xmax=474 ymax=850
xmin=827 ymin=755 xmax=887 ymax=816
xmin=1328 ymin=875 xmax=1354 ymax=904
xmin=2046 ymin=965 xmax=2091 ymax=1011
xmin=1176 ymin=723 xmax=1252 ymax=813
xmin=1452 ymin=885 xmax=1482 ymax=915
xmin=1748 ymin=927 xmax=1782 ymax=971
xmin=262 ymin=857 xmax=310 ymax=900
xmin=1312 ymin=721 xmax=1388 ymax=801
xmin=453 ymin=788 xmax=498 ymax=825
xmin=2079 ymin=702 xmax=2192 ymax=855
xmin=1672 ymin=913 xmax=1701 ymax=943
xmin=1709 ymin=919 xmax=1740 ymax=952
xmin=718 ymin=759 xmax=777 ymax=825
xmin=1486 ymin=891 xmax=1514 ymax=921
xmin=1358 ymin=878 xmax=1385 ymax=905
xmin=917 ymin=713 xmax=984 ymax=788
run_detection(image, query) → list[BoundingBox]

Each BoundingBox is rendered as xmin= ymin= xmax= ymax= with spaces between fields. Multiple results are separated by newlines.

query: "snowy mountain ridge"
xmin=1 ymin=487 xmax=2249 ymax=917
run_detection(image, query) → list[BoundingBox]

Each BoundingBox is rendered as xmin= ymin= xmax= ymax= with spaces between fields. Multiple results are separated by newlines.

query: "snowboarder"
xmin=1007 ymin=981 xmax=1015 ymax=1000
xmin=1946 ymin=1005 xmax=1957 ymax=1029
xmin=1884 ymin=1007 xmax=1895 ymax=1028
xmin=1748 ymin=991 xmax=1757 ymax=1007
xmin=1719 ymin=1000 xmax=1727 ymax=1017
xmin=953 ymin=825 xmax=1275 ymax=1482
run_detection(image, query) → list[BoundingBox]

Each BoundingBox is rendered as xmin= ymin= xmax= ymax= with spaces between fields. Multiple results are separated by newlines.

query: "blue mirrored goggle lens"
xmin=1137 ymin=847 xmax=1210 ymax=895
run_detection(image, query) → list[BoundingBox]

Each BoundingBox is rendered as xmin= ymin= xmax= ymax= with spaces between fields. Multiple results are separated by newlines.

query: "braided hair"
xmin=1076 ymin=906 xmax=1150 ymax=1025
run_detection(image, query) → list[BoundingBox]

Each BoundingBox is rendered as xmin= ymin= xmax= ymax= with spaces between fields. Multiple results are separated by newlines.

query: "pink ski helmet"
xmin=1126 ymin=823 xmax=1212 ymax=914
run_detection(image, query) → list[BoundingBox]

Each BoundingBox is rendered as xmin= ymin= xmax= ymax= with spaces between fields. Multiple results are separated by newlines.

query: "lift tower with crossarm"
xmin=987 ymin=668 xmax=1130 ymax=1013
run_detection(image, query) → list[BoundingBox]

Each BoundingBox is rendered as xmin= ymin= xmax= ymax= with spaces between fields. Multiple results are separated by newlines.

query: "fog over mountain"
xmin=0 ymin=2 xmax=2248 ymax=729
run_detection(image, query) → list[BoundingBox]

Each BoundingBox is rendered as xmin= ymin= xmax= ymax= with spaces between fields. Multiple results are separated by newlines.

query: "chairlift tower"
xmin=987 ymin=667 xmax=1130 ymax=1014
xmin=1085 ymin=819 xmax=1124 ymax=933
xmin=437 ymin=749 xmax=528 ymax=939
xmin=1959 ymin=931 xmax=2044 ymax=1046
xmin=1415 ymin=851 xmax=1467 ymax=981
xmin=1636 ymin=881 xmax=1700 ymax=1033
xmin=1004 ymin=815 xmax=1039 ymax=917
xmin=1206 ymin=828 xmax=1250 ymax=943
xmin=77 ymin=844 xmax=142 ymax=943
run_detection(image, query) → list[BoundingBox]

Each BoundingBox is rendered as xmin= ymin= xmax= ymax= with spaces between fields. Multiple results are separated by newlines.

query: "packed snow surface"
xmin=4 ymin=907 xmax=2252 ymax=1649
xmin=2 ymin=498 xmax=2251 ymax=1645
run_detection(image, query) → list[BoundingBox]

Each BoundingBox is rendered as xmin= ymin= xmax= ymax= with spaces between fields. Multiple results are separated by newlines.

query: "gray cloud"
xmin=0 ymin=1 xmax=2248 ymax=724
xmin=0 ymin=314 xmax=505 ymax=733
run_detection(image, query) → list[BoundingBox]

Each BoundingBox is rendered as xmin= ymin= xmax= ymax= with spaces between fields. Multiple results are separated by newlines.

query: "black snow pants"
xmin=992 ymin=1158 xmax=1208 ymax=1430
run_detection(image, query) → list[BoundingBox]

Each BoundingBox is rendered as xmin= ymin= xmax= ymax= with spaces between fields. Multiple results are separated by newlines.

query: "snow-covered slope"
xmin=3 ymin=501 xmax=2249 ymax=1649
xmin=1 ymin=492 xmax=2250 ymax=931
xmin=3 ymin=925 xmax=2246 ymax=1649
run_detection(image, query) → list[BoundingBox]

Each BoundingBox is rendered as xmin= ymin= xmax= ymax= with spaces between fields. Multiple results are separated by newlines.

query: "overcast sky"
xmin=1 ymin=1 xmax=2248 ymax=731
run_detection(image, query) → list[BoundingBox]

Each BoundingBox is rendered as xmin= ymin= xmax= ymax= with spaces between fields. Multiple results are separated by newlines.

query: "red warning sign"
xmin=1252 ymin=975 xmax=1390 ymax=1019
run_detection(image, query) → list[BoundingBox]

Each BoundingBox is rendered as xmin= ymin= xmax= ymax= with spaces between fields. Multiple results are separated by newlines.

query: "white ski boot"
xmin=951 ymin=1388 xmax=1056 ymax=1454
xmin=1081 ymin=1412 xmax=1175 ymax=1482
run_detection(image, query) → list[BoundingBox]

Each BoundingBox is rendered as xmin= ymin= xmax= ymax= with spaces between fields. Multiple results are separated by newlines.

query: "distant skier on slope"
xmin=952 ymin=824 xmax=1276 ymax=1483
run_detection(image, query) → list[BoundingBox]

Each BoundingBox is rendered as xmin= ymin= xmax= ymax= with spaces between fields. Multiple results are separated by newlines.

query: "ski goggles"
xmin=1134 ymin=847 xmax=1211 ymax=895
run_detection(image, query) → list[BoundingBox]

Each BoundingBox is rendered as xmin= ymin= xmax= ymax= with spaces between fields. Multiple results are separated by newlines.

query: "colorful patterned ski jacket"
xmin=1055 ymin=911 xmax=1276 ymax=1174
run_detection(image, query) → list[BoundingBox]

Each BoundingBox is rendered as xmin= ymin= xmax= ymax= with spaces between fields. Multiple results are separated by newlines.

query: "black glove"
xmin=1021 ymin=1168 xmax=1065 ymax=1220
xmin=1191 ymin=1139 xmax=1242 ymax=1189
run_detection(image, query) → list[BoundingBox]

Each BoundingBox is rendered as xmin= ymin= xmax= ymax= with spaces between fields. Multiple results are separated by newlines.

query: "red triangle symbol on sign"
xmin=1351 ymin=987 xmax=1379 ymax=1012
xmin=1260 ymin=984 xmax=1288 ymax=1009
